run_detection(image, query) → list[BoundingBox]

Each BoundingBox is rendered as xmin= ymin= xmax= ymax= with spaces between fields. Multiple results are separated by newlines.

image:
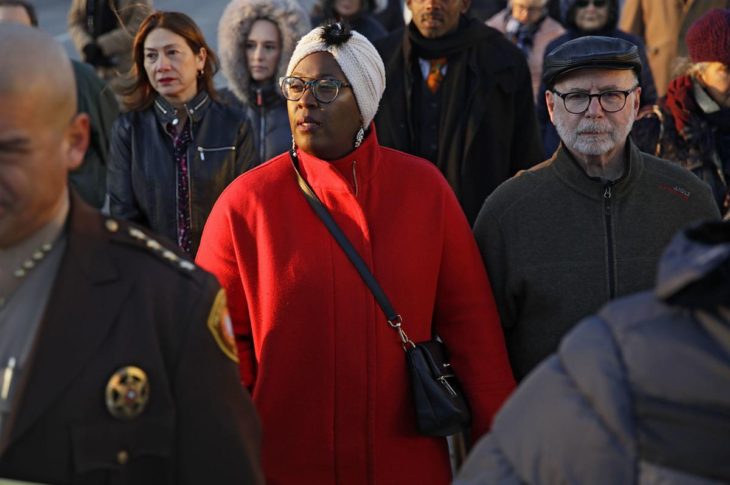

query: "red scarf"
xmin=664 ymin=75 xmax=697 ymax=137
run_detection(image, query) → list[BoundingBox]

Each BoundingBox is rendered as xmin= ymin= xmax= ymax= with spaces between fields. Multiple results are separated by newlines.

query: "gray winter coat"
xmin=218 ymin=0 xmax=310 ymax=163
xmin=455 ymin=219 xmax=730 ymax=484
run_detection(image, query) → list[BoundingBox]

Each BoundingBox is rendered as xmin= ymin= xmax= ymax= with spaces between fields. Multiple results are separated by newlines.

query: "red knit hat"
xmin=686 ymin=8 xmax=730 ymax=65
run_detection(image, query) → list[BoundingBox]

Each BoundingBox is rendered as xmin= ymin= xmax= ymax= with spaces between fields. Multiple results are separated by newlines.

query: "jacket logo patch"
xmin=659 ymin=183 xmax=690 ymax=201
xmin=207 ymin=289 xmax=239 ymax=363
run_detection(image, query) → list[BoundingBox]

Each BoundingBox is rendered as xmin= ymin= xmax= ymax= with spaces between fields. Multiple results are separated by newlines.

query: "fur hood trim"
xmin=218 ymin=0 xmax=311 ymax=104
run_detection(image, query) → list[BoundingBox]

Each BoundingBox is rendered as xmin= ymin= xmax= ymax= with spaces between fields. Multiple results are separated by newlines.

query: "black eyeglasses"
xmin=279 ymin=76 xmax=351 ymax=104
xmin=575 ymin=0 xmax=607 ymax=7
xmin=552 ymin=85 xmax=639 ymax=114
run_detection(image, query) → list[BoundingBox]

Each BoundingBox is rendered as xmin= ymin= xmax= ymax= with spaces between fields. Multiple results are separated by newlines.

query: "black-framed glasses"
xmin=552 ymin=85 xmax=639 ymax=114
xmin=575 ymin=0 xmax=607 ymax=7
xmin=279 ymin=76 xmax=351 ymax=104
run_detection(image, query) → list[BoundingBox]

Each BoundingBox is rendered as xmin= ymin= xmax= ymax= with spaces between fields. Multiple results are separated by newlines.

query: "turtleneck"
xmin=295 ymin=125 xmax=380 ymax=197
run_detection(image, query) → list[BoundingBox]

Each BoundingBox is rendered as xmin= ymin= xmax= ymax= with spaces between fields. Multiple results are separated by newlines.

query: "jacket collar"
xmin=250 ymin=81 xmax=283 ymax=108
xmin=294 ymin=123 xmax=381 ymax=195
xmin=550 ymin=140 xmax=644 ymax=199
xmin=153 ymin=90 xmax=211 ymax=127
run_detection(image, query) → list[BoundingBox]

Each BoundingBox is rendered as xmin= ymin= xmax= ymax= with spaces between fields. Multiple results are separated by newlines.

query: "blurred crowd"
xmin=0 ymin=0 xmax=729 ymax=484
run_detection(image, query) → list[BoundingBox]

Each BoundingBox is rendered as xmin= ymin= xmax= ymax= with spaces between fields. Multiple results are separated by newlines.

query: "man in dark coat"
xmin=0 ymin=24 xmax=263 ymax=485
xmin=455 ymin=219 xmax=730 ymax=484
xmin=374 ymin=0 xmax=543 ymax=224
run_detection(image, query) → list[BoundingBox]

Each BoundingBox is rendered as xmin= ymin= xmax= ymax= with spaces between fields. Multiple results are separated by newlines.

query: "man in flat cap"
xmin=473 ymin=36 xmax=720 ymax=381
xmin=0 ymin=24 xmax=262 ymax=484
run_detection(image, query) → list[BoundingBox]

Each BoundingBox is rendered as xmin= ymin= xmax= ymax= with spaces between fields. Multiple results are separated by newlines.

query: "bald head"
xmin=0 ymin=23 xmax=76 ymax=125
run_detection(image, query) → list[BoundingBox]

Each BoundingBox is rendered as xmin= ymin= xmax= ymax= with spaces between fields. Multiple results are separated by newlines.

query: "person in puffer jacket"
xmin=454 ymin=218 xmax=730 ymax=485
xmin=218 ymin=0 xmax=311 ymax=163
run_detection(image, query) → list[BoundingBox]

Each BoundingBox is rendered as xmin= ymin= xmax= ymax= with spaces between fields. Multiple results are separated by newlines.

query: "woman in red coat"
xmin=196 ymin=22 xmax=515 ymax=485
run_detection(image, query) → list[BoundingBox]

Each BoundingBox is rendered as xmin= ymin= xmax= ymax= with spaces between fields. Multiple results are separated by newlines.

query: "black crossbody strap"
xmin=290 ymin=150 xmax=414 ymax=347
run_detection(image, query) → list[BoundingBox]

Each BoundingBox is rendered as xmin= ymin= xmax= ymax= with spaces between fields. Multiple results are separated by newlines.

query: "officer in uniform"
xmin=0 ymin=24 xmax=263 ymax=484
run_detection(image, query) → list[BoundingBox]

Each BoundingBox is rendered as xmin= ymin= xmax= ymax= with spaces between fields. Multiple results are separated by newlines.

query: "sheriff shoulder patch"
xmin=207 ymin=289 xmax=238 ymax=363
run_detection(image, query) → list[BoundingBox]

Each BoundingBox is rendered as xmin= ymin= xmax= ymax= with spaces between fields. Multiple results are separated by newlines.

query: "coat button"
xmin=117 ymin=450 xmax=129 ymax=465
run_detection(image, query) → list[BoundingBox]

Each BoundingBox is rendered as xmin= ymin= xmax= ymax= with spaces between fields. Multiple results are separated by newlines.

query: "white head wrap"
xmin=285 ymin=24 xmax=386 ymax=128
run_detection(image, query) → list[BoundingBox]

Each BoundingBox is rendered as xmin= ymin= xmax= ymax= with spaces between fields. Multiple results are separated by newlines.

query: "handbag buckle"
xmin=388 ymin=315 xmax=415 ymax=350
xmin=387 ymin=315 xmax=403 ymax=328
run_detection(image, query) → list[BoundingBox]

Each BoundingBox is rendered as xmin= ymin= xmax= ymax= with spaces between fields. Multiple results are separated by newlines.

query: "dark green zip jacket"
xmin=474 ymin=141 xmax=719 ymax=379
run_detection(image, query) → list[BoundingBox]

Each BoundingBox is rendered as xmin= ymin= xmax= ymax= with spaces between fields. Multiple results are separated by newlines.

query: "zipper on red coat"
xmin=352 ymin=160 xmax=359 ymax=197
xmin=604 ymin=183 xmax=615 ymax=299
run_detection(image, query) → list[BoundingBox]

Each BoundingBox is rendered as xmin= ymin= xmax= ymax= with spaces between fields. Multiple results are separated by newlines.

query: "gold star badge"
xmin=105 ymin=366 xmax=150 ymax=420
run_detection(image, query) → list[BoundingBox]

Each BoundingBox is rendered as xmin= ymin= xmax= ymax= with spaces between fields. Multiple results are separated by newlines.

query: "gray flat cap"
xmin=542 ymin=36 xmax=642 ymax=87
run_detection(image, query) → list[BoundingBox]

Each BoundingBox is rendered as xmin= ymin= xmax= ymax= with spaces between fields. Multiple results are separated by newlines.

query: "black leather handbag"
xmin=291 ymin=150 xmax=471 ymax=437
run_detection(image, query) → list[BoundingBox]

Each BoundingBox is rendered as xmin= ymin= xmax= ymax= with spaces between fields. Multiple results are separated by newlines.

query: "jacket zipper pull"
xmin=256 ymin=88 xmax=263 ymax=107
xmin=198 ymin=146 xmax=205 ymax=161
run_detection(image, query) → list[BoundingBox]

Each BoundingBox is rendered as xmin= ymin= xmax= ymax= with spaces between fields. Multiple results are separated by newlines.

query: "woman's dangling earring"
xmin=354 ymin=127 xmax=365 ymax=148
xmin=291 ymin=135 xmax=297 ymax=157
xmin=198 ymin=68 xmax=204 ymax=77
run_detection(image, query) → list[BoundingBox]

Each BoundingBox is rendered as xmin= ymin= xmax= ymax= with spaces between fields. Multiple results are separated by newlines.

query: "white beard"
xmin=555 ymin=112 xmax=636 ymax=157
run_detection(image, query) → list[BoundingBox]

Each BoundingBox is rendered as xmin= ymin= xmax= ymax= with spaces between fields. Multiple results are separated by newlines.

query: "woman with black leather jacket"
xmin=218 ymin=0 xmax=310 ymax=163
xmin=108 ymin=11 xmax=257 ymax=256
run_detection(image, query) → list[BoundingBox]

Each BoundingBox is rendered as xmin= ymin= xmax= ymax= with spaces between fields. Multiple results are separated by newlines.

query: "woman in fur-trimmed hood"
xmin=218 ymin=0 xmax=311 ymax=162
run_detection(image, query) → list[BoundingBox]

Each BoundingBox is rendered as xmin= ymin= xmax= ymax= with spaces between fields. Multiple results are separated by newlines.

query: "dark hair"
xmin=120 ymin=10 xmax=219 ymax=112
xmin=564 ymin=0 xmax=618 ymax=33
xmin=0 ymin=0 xmax=38 ymax=26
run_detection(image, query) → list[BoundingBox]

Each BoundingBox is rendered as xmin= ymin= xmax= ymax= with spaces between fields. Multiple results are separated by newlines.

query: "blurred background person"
xmin=632 ymin=9 xmax=730 ymax=218
xmin=0 ymin=0 xmax=119 ymax=210
xmin=196 ymin=23 xmax=515 ymax=484
xmin=373 ymin=0 xmax=406 ymax=31
xmin=470 ymin=0 xmax=507 ymax=21
xmin=486 ymin=0 xmax=565 ymax=102
xmin=313 ymin=0 xmax=387 ymax=42
xmin=68 ymin=0 xmax=153 ymax=90
xmin=218 ymin=0 xmax=310 ymax=164
xmin=536 ymin=0 xmax=656 ymax=158
xmin=373 ymin=0 xmax=531 ymax=33
xmin=108 ymin=11 xmax=257 ymax=256
xmin=375 ymin=0 xmax=543 ymax=225
xmin=455 ymin=219 xmax=730 ymax=485
xmin=620 ymin=0 xmax=730 ymax=97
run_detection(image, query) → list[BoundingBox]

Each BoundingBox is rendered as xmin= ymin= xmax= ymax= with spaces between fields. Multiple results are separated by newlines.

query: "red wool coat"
xmin=196 ymin=127 xmax=515 ymax=485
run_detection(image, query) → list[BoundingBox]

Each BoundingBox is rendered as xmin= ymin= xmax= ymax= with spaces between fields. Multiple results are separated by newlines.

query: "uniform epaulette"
xmin=103 ymin=218 xmax=198 ymax=274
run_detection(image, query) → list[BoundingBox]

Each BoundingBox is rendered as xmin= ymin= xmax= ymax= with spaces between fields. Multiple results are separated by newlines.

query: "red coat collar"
xmin=294 ymin=123 xmax=381 ymax=195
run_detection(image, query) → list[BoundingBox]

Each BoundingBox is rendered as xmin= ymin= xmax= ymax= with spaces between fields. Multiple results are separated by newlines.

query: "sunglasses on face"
xmin=575 ymin=0 xmax=607 ymax=8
